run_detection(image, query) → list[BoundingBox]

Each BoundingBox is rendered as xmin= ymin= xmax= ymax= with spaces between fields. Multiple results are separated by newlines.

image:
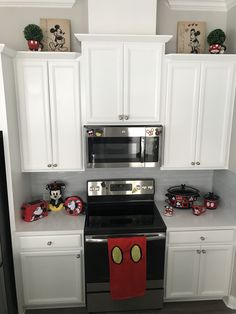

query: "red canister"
xmin=204 ymin=193 xmax=219 ymax=209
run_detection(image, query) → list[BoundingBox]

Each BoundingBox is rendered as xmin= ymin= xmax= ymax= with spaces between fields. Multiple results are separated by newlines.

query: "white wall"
xmin=226 ymin=6 xmax=236 ymax=53
xmin=0 ymin=0 xmax=88 ymax=52
xmin=157 ymin=0 xmax=227 ymax=53
xmin=0 ymin=0 xmax=228 ymax=53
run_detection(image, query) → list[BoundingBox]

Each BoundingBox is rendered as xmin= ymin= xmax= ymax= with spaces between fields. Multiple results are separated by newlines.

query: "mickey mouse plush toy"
xmin=46 ymin=181 xmax=65 ymax=212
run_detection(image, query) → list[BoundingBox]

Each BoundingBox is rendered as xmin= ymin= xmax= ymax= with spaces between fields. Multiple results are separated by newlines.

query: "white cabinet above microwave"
xmin=75 ymin=34 xmax=172 ymax=125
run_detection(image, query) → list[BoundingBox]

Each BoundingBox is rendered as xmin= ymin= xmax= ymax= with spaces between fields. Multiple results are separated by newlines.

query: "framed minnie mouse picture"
xmin=40 ymin=18 xmax=71 ymax=52
xmin=177 ymin=21 xmax=206 ymax=54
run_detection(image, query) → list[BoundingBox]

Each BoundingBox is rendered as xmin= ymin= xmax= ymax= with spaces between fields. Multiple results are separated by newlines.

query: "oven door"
xmin=85 ymin=233 xmax=165 ymax=285
xmin=85 ymin=233 xmax=166 ymax=312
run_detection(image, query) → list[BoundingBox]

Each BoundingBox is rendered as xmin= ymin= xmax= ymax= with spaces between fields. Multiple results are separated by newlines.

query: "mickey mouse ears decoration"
xmin=46 ymin=181 xmax=66 ymax=191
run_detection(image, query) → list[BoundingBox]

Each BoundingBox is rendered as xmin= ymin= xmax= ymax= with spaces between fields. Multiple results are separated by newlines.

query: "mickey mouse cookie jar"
xmin=46 ymin=181 xmax=66 ymax=212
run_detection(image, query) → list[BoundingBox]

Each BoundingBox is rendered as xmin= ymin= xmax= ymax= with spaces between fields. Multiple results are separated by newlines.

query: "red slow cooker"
xmin=166 ymin=184 xmax=200 ymax=209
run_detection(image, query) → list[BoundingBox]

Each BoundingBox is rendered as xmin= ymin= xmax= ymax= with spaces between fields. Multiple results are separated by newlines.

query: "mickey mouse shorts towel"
xmin=108 ymin=236 xmax=146 ymax=300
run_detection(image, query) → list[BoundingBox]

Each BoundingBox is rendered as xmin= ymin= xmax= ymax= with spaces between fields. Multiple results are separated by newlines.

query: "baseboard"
xmin=223 ymin=296 xmax=236 ymax=309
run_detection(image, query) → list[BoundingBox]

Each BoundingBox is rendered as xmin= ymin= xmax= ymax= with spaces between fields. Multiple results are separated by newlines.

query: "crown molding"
xmin=167 ymin=0 xmax=236 ymax=12
xmin=0 ymin=0 xmax=77 ymax=8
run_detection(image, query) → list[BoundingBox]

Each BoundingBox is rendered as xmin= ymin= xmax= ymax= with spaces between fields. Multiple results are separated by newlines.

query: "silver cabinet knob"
xmin=202 ymin=249 xmax=206 ymax=254
xmin=76 ymin=254 xmax=80 ymax=259
xmin=196 ymin=162 xmax=200 ymax=165
xmin=47 ymin=241 xmax=53 ymax=246
xmin=118 ymin=115 xmax=123 ymax=120
xmin=200 ymin=236 xmax=205 ymax=241
xmin=196 ymin=249 xmax=201 ymax=254
xmin=191 ymin=162 xmax=195 ymax=165
xmin=124 ymin=115 xmax=129 ymax=120
xmin=53 ymin=164 xmax=58 ymax=167
xmin=47 ymin=164 xmax=52 ymax=167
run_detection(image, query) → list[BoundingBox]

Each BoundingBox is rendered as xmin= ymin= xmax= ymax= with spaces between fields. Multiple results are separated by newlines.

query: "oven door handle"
xmin=85 ymin=233 xmax=166 ymax=243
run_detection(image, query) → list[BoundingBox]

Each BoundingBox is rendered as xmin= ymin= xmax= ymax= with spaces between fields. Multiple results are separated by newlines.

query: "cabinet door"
xmin=195 ymin=63 xmax=235 ymax=168
xmin=123 ymin=43 xmax=163 ymax=123
xmin=82 ymin=42 xmax=123 ymax=123
xmin=48 ymin=61 xmax=83 ymax=170
xmin=163 ymin=61 xmax=201 ymax=169
xmin=166 ymin=246 xmax=200 ymax=299
xmin=198 ymin=245 xmax=233 ymax=297
xmin=21 ymin=250 xmax=84 ymax=306
xmin=16 ymin=60 xmax=53 ymax=171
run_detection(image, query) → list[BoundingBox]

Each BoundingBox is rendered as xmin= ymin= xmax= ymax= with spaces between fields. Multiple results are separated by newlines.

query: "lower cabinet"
xmin=165 ymin=230 xmax=235 ymax=300
xmin=19 ymin=233 xmax=85 ymax=307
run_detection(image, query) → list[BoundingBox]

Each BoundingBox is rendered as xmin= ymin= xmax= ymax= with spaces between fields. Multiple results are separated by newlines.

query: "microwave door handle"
xmin=140 ymin=137 xmax=145 ymax=163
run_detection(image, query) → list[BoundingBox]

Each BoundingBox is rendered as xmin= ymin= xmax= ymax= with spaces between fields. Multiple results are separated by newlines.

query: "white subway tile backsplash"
xmin=29 ymin=169 xmax=214 ymax=202
xmin=213 ymin=170 xmax=236 ymax=209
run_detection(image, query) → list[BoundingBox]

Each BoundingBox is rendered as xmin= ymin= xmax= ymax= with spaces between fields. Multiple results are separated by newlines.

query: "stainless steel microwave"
xmin=84 ymin=125 xmax=162 ymax=168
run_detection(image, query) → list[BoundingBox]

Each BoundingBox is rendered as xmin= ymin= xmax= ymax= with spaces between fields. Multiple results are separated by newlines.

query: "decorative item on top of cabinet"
xmin=162 ymin=54 xmax=236 ymax=170
xmin=23 ymin=24 xmax=44 ymax=51
xmin=75 ymin=34 xmax=172 ymax=124
xmin=177 ymin=21 xmax=206 ymax=54
xmin=207 ymin=29 xmax=226 ymax=54
xmin=15 ymin=52 xmax=83 ymax=171
xmin=40 ymin=18 xmax=70 ymax=52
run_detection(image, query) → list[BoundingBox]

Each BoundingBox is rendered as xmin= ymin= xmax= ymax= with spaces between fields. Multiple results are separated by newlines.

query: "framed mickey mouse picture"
xmin=177 ymin=21 xmax=206 ymax=54
xmin=40 ymin=18 xmax=71 ymax=52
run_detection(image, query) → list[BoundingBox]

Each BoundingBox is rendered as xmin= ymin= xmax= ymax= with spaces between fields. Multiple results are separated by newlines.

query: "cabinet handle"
xmin=196 ymin=249 xmax=201 ymax=254
xmin=191 ymin=162 xmax=195 ymax=165
xmin=76 ymin=254 xmax=80 ymax=259
xmin=47 ymin=164 xmax=52 ymax=167
xmin=202 ymin=249 xmax=206 ymax=254
xmin=47 ymin=241 xmax=53 ymax=246
xmin=196 ymin=162 xmax=200 ymax=165
xmin=53 ymin=164 xmax=58 ymax=167
xmin=124 ymin=115 xmax=129 ymax=120
xmin=200 ymin=236 xmax=205 ymax=241
xmin=118 ymin=115 xmax=123 ymax=120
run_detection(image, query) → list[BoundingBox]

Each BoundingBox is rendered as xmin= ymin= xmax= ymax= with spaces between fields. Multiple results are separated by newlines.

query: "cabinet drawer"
xmin=168 ymin=230 xmax=235 ymax=245
xmin=19 ymin=234 xmax=82 ymax=250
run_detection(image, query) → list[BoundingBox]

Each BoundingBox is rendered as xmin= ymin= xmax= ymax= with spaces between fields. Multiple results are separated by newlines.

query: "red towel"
xmin=108 ymin=236 xmax=146 ymax=300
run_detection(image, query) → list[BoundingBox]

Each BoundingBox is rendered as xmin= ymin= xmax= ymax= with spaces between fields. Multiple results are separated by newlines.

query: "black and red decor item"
xmin=21 ymin=200 xmax=48 ymax=222
xmin=165 ymin=184 xmax=200 ymax=209
xmin=64 ymin=196 xmax=84 ymax=216
xmin=204 ymin=192 xmax=219 ymax=209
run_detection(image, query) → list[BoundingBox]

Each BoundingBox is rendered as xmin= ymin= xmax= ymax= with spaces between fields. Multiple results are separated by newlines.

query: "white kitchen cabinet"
xmin=166 ymin=230 xmax=234 ymax=300
xmin=163 ymin=55 xmax=236 ymax=170
xmin=15 ymin=53 xmax=83 ymax=171
xmin=19 ymin=233 xmax=85 ymax=307
xmin=76 ymin=34 xmax=172 ymax=124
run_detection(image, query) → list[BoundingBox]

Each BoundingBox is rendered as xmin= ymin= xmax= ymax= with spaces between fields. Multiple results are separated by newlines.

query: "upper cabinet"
xmin=15 ymin=52 xmax=83 ymax=172
xmin=163 ymin=55 xmax=236 ymax=170
xmin=75 ymin=34 xmax=172 ymax=124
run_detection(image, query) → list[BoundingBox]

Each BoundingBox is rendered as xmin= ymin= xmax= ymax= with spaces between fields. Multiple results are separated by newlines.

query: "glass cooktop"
xmin=84 ymin=201 xmax=166 ymax=235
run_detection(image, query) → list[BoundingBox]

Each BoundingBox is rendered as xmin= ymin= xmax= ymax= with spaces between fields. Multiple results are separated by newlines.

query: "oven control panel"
xmin=87 ymin=179 xmax=155 ymax=196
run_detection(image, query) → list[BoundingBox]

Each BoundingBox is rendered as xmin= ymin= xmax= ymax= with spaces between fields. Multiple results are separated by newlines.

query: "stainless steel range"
xmin=84 ymin=179 xmax=166 ymax=313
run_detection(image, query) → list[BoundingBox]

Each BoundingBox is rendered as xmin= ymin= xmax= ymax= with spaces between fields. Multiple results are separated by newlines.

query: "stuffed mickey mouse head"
xmin=46 ymin=181 xmax=65 ymax=212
